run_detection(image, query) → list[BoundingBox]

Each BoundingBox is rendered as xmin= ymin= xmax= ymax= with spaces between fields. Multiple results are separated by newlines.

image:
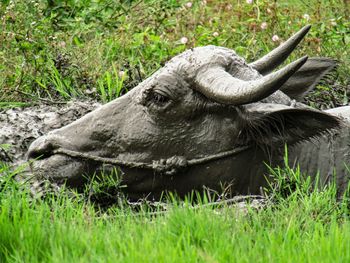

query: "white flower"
xmin=213 ymin=32 xmax=219 ymax=37
xmin=260 ymin=22 xmax=268 ymax=30
xmin=180 ymin=37 xmax=188 ymax=44
xmin=246 ymin=0 xmax=253 ymax=4
xmin=201 ymin=0 xmax=207 ymax=6
xmin=272 ymin=35 xmax=280 ymax=42
xmin=303 ymin=14 xmax=310 ymax=21
xmin=185 ymin=2 xmax=192 ymax=8
xmin=330 ymin=19 xmax=337 ymax=26
xmin=58 ymin=41 xmax=66 ymax=48
xmin=225 ymin=4 xmax=233 ymax=10
xmin=118 ymin=71 xmax=126 ymax=78
xmin=85 ymin=88 xmax=97 ymax=95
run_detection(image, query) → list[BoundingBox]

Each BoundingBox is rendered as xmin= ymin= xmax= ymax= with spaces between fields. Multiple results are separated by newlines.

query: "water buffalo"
xmin=27 ymin=26 xmax=350 ymax=199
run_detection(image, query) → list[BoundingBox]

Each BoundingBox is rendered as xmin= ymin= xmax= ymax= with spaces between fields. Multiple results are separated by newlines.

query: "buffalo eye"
xmin=150 ymin=91 xmax=169 ymax=106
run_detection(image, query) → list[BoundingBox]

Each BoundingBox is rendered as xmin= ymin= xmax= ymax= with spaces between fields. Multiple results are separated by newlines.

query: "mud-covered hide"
xmin=20 ymin=26 xmax=349 ymax=199
xmin=0 ymin=100 xmax=100 ymax=164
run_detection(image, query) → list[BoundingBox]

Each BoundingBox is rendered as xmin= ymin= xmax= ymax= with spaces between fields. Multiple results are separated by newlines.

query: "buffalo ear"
xmin=240 ymin=103 xmax=342 ymax=146
xmin=279 ymin=57 xmax=336 ymax=100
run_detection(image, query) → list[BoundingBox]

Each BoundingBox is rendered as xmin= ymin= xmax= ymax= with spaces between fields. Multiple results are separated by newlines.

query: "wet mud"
xmin=0 ymin=100 xmax=100 ymax=164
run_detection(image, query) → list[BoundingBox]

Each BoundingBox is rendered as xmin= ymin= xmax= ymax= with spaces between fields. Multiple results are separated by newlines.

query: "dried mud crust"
xmin=0 ymin=100 xmax=101 ymax=164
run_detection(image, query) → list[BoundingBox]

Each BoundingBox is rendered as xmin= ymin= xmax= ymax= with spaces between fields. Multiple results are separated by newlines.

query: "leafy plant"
xmin=97 ymin=67 xmax=127 ymax=102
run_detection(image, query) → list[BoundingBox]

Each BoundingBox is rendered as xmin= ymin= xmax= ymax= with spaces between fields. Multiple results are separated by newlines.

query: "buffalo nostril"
xmin=27 ymin=147 xmax=53 ymax=160
xmin=27 ymin=136 xmax=60 ymax=161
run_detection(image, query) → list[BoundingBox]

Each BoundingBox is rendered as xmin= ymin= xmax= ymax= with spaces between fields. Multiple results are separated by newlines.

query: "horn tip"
xmin=250 ymin=26 xmax=311 ymax=75
xmin=299 ymin=55 xmax=309 ymax=64
xmin=299 ymin=25 xmax=311 ymax=35
xmin=289 ymin=56 xmax=308 ymax=72
xmin=303 ymin=24 xmax=312 ymax=31
xmin=296 ymin=25 xmax=311 ymax=38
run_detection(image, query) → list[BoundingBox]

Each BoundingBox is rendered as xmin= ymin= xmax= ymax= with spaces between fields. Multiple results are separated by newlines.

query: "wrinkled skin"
xmin=27 ymin=37 xmax=348 ymax=199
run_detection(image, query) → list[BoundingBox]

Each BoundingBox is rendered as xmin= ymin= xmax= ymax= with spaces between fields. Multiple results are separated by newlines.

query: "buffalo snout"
xmin=27 ymin=134 xmax=94 ymax=186
xmin=27 ymin=134 xmax=70 ymax=161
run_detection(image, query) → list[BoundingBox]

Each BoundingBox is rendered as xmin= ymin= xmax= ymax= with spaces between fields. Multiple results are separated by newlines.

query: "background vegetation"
xmin=1 ymin=0 xmax=349 ymax=107
xmin=1 ymin=0 xmax=350 ymax=261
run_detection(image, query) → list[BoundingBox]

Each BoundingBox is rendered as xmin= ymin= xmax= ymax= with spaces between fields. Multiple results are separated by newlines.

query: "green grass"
xmin=0 ymin=0 xmax=349 ymax=105
xmin=1 ymin=1 xmax=350 ymax=261
xmin=1 ymin=160 xmax=350 ymax=262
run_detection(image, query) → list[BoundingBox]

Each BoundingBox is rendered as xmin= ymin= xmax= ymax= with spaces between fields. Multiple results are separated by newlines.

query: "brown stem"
xmin=344 ymin=0 xmax=349 ymax=19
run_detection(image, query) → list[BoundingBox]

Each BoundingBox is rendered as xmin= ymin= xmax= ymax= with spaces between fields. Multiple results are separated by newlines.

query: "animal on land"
xmin=27 ymin=25 xmax=350 ymax=199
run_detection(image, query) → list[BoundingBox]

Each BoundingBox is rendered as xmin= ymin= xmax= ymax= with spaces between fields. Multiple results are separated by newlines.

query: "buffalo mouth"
xmin=28 ymin=153 xmax=95 ymax=187
xmin=26 ymin=134 xmax=98 ymax=187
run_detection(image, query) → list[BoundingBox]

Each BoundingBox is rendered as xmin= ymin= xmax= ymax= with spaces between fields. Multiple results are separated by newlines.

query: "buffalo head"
xmin=27 ymin=26 xmax=340 ymax=198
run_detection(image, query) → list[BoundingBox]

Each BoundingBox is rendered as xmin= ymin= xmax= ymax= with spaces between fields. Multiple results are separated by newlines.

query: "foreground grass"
xmin=1 ymin=162 xmax=350 ymax=262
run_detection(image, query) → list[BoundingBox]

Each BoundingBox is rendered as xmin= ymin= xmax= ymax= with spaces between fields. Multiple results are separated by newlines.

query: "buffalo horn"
xmin=249 ymin=25 xmax=311 ymax=75
xmin=195 ymin=56 xmax=308 ymax=105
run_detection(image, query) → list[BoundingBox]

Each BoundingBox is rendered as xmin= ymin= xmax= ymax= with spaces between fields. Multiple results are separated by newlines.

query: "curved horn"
xmin=195 ymin=56 xmax=308 ymax=105
xmin=249 ymin=25 xmax=311 ymax=75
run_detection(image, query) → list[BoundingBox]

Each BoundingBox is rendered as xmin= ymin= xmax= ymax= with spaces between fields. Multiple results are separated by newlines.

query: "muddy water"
xmin=0 ymin=100 xmax=100 ymax=164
